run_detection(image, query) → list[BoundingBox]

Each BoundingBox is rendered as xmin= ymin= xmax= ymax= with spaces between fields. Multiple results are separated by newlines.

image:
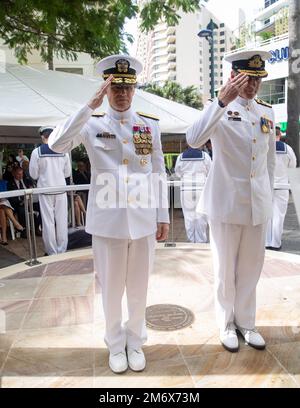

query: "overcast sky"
xmin=125 ymin=0 xmax=264 ymax=54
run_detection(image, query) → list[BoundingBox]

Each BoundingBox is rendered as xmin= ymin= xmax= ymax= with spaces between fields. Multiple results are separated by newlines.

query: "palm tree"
xmin=142 ymin=81 xmax=203 ymax=110
xmin=286 ymin=0 xmax=300 ymax=164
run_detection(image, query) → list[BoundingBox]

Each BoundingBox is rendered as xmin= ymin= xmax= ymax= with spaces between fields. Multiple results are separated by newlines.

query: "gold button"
xmin=123 ymin=139 xmax=128 ymax=144
xmin=125 ymin=177 xmax=129 ymax=183
xmin=247 ymin=107 xmax=250 ymax=111
xmin=252 ymin=122 xmax=255 ymax=126
xmin=253 ymin=138 xmax=257 ymax=143
xmin=123 ymin=159 xmax=129 ymax=165
xmin=252 ymin=156 xmax=256 ymax=161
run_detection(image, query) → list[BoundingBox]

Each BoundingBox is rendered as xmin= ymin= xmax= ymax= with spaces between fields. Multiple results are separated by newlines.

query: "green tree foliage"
xmin=0 ymin=0 xmax=200 ymax=69
xmin=142 ymin=81 xmax=203 ymax=110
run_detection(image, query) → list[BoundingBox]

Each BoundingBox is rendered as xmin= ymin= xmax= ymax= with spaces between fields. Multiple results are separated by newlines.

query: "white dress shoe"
xmin=236 ymin=326 xmax=266 ymax=350
xmin=220 ymin=324 xmax=239 ymax=352
xmin=109 ymin=351 xmax=128 ymax=374
xmin=127 ymin=348 xmax=146 ymax=372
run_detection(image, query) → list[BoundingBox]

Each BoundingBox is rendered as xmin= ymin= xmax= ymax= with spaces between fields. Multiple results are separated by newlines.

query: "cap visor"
xmin=237 ymin=69 xmax=268 ymax=78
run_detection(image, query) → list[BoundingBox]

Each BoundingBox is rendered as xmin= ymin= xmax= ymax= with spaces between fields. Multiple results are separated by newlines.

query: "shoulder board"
xmin=92 ymin=112 xmax=105 ymax=118
xmin=137 ymin=112 xmax=159 ymax=121
xmin=255 ymin=98 xmax=272 ymax=108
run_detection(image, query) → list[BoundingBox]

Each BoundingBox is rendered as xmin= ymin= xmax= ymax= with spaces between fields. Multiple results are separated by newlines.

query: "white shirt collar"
xmin=107 ymin=105 xmax=133 ymax=122
xmin=236 ymin=96 xmax=255 ymax=108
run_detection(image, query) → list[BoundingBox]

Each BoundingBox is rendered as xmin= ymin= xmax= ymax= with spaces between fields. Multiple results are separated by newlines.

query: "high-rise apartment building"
xmin=136 ymin=2 xmax=235 ymax=102
xmin=252 ymin=0 xmax=289 ymax=38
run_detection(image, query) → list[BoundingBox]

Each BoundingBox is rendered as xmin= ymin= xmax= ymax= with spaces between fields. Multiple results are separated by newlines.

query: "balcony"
xmin=167 ymin=43 xmax=176 ymax=53
xmin=166 ymin=26 xmax=176 ymax=35
xmin=167 ymin=52 xmax=176 ymax=62
xmin=167 ymin=34 xmax=176 ymax=44
xmin=168 ymin=60 xmax=177 ymax=70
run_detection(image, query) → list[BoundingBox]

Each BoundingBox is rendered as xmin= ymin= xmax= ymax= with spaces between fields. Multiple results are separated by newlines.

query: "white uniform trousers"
xmin=209 ymin=221 xmax=267 ymax=331
xmin=39 ymin=193 xmax=68 ymax=255
xmin=266 ymin=190 xmax=289 ymax=248
xmin=93 ymin=234 xmax=156 ymax=354
xmin=181 ymin=189 xmax=208 ymax=243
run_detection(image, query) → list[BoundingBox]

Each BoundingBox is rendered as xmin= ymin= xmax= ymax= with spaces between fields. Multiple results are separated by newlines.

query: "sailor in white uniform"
xmin=175 ymin=147 xmax=211 ymax=242
xmin=29 ymin=127 xmax=71 ymax=255
xmin=266 ymin=125 xmax=297 ymax=250
xmin=48 ymin=55 xmax=169 ymax=374
xmin=186 ymin=50 xmax=276 ymax=352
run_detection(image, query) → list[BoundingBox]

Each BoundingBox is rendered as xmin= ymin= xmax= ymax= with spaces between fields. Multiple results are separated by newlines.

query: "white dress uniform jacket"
xmin=266 ymin=141 xmax=297 ymax=248
xmin=186 ymin=97 xmax=276 ymax=226
xmin=48 ymin=105 xmax=169 ymax=239
xmin=175 ymin=149 xmax=211 ymax=242
xmin=274 ymin=141 xmax=297 ymax=185
xmin=29 ymin=146 xmax=71 ymax=189
xmin=29 ymin=145 xmax=71 ymax=255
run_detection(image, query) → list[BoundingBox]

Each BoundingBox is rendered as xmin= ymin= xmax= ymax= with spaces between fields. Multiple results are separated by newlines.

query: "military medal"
xmin=227 ymin=111 xmax=242 ymax=121
xmin=132 ymin=124 xmax=153 ymax=155
xmin=260 ymin=116 xmax=270 ymax=133
xmin=140 ymin=158 xmax=148 ymax=166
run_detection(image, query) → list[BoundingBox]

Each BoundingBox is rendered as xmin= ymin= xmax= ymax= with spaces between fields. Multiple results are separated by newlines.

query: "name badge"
xmin=96 ymin=132 xmax=116 ymax=139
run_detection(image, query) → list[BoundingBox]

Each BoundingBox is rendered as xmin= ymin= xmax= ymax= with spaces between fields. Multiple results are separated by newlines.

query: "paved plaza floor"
xmin=0 ymin=243 xmax=300 ymax=388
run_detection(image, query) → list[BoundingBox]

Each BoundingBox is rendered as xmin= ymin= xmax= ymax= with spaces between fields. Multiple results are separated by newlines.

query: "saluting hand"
xmin=218 ymin=73 xmax=249 ymax=107
xmin=88 ymin=74 xmax=114 ymax=110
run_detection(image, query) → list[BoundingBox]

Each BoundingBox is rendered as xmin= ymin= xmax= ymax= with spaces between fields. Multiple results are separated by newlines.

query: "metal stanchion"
xmin=165 ymin=182 xmax=176 ymax=247
xmin=28 ymin=193 xmax=41 ymax=266
xmin=70 ymin=189 xmax=76 ymax=228
xmin=24 ymin=193 xmax=34 ymax=266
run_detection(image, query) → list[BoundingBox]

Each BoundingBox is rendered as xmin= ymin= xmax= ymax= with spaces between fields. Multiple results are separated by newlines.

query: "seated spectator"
xmin=0 ymin=199 xmax=24 ymax=245
xmin=16 ymin=149 xmax=29 ymax=167
xmin=21 ymin=160 xmax=35 ymax=186
xmin=74 ymin=194 xmax=86 ymax=227
xmin=73 ymin=160 xmax=91 ymax=185
xmin=7 ymin=154 xmax=19 ymax=168
xmin=2 ymin=163 xmax=14 ymax=182
xmin=73 ymin=160 xmax=90 ymax=206
xmin=7 ymin=167 xmax=30 ymax=236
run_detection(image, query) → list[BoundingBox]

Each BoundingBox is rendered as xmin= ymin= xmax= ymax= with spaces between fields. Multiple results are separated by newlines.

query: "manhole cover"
xmin=146 ymin=304 xmax=194 ymax=331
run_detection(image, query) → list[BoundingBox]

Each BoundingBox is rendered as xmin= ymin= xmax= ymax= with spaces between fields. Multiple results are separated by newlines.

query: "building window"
xmin=258 ymin=77 xmax=286 ymax=104
xmin=220 ymin=23 xmax=225 ymax=28
xmin=220 ymin=31 xmax=225 ymax=36
xmin=55 ymin=67 xmax=83 ymax=75
xmin=220 ymin=47 xmax=225 ymax=52
xmin=265 ymin=0 xmax=278 ymax=8
xmin=220 ymin=39 xmax=225 ymax=44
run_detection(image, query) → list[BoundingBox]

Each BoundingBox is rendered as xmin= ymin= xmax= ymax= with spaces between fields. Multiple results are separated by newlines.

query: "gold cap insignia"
xmin=116 ymin=59 xmax=129 ymax=73
xmin=248 ymin=55 xmax=263 ymax=68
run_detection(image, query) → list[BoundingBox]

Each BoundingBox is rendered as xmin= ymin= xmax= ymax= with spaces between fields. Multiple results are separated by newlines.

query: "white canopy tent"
xmin=0 ymin=64 xmax=202 ymax=144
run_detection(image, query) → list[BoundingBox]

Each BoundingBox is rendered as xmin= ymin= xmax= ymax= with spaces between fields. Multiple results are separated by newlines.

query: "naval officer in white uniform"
xmin=48 ymin=55 xmax=169 ymax=373
xmin=186 ymin=50 xmax=276 ymax=352
xmin=29 ymin=127 xmax=71 ymax=255
xmin=175 ymin=147 xmax=211 ymax=242
xmin=266 ymin=125 xmax=297 ymax=250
